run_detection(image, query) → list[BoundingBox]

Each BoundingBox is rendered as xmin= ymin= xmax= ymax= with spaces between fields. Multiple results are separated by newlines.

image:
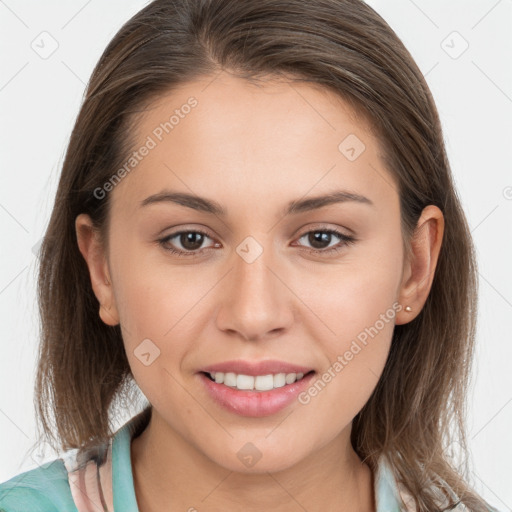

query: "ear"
xmin=395 ymin=205 xmax=445 ymax=325
xmin=75 ymin=213 xmax=120 ymax=326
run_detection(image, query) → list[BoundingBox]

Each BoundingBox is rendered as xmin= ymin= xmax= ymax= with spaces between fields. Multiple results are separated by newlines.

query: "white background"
xmin=0 ymin=0 xmax=511 ymax=510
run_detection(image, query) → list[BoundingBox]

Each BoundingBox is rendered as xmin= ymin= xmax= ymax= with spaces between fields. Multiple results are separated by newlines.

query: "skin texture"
xmin=76 ymin=71 xmax=444 ymax=512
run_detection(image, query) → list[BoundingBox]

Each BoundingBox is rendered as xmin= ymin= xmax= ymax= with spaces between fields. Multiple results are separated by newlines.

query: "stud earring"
xmin=405 ymin=306 xmax=412 ymax=312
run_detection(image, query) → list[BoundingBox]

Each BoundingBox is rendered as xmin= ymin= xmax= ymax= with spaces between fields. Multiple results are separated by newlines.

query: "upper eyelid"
xmin=161 ymin=226 xmax=352 ymax=249
xmin=162 ymin=221 xmax=353 ymax=237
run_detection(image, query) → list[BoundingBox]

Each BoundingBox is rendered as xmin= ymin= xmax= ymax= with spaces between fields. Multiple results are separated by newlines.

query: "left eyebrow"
xmin=139 ymin=189 xmax=374 ymax=217
xmin=283 ymin=190 xmax=375 ymax=216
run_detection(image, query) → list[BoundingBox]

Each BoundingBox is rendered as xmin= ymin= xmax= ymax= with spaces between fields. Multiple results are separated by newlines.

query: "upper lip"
xmin=200 ymin=359 xmax=314 ymax=376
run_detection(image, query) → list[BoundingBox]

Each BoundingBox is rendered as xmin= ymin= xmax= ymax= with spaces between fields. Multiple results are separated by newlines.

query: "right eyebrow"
xmin=140 ymin=191 xmax=225 ymax=215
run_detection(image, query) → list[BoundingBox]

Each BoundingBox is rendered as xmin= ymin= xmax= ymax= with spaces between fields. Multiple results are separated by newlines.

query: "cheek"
xmin=296 ymin=295 xmax=395 ymax=444
xmin=109 ymin=239 xmax=213 ymax=345
xmin=292 ymin=232 xmax=403 ymax=342
xmin=291 ymin=235 xmax=401 ymax=412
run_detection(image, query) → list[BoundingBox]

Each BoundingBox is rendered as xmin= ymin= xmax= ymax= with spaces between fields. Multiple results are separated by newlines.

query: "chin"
xmin=203 ymin=439 xmax=311 ymax=475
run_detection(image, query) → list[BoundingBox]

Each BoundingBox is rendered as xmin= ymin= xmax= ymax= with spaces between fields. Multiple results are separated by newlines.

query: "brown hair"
xmin=33 ymin=1 xmax=493 ymax=510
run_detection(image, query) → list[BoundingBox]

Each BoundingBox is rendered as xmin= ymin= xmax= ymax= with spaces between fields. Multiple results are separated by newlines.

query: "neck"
xmin=131 ymin=411 xmax=375 ymax=512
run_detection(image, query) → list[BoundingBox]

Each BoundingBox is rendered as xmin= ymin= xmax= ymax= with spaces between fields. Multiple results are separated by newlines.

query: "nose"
xmin=215 ymin=239 xmax=294 ymax=342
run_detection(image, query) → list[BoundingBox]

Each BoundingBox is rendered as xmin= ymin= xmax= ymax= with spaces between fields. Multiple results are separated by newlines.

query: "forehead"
xmin=111 ymin=71 xmax=397 ymax=216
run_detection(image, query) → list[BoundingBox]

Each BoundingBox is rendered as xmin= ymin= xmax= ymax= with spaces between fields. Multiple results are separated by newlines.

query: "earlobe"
xmin=75 ymin=213 xmax=120 ymax=326
xmin=395 ymin=205 xmax=445 ymax=325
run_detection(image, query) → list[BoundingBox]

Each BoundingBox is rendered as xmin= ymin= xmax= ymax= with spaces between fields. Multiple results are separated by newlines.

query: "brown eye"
xmin=306 ymin=231 xmax=335 ymax=250
xmin=178 ymin=232 xmax=206 ymax=251
xmin=295 ymin=229 xmax=356 ymax=255
xmin=158 ymin=229 xmax=217 ymax=257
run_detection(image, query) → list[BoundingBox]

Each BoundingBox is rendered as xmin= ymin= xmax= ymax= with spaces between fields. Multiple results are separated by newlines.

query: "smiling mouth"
xmin=201 ymin=370 xmax=315 ymax=392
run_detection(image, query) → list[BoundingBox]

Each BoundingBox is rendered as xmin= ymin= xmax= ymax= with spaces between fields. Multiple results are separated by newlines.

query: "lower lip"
xmin=198 ymin=372 xmax=315 ymax=417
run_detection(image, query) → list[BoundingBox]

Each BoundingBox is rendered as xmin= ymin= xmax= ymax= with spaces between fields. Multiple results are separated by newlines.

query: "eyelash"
xmin=157 ymin=227 xmax=356 ymax=258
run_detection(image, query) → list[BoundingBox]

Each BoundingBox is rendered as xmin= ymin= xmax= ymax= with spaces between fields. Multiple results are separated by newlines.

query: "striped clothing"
xmin=0 ymin=409 xmax=491 ymax=511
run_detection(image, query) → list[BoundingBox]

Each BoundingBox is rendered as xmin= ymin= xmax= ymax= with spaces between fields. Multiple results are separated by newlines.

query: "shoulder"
xmin=376 ymin=456 xmax=502 ymax=512
xmin=0 ymin=457 xmax=76 ymax=512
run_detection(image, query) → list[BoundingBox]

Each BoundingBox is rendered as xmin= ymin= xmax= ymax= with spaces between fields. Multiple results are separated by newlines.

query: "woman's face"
xmin=80 ymin=71 xmax=415 ymax=472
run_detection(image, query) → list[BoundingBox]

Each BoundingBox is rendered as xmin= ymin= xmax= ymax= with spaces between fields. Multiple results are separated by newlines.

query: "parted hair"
xmin=34 ymin=1 xmax=493 ymax=510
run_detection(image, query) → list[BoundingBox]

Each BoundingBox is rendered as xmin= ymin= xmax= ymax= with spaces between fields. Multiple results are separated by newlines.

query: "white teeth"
xmin=285 ymin=373 xmax=296 ymax=385
xmin=273 ymin=373 xmax=286 ymax=388
xmin=206 ymin=371 xmax=308 ymax=391
xmin=237 ymin=374 xmax=254 ymax=390
xmin=255 ymin=374 xmax=274 ymax=391
xmin=224 ymin=372 xmax=237 ymax=387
